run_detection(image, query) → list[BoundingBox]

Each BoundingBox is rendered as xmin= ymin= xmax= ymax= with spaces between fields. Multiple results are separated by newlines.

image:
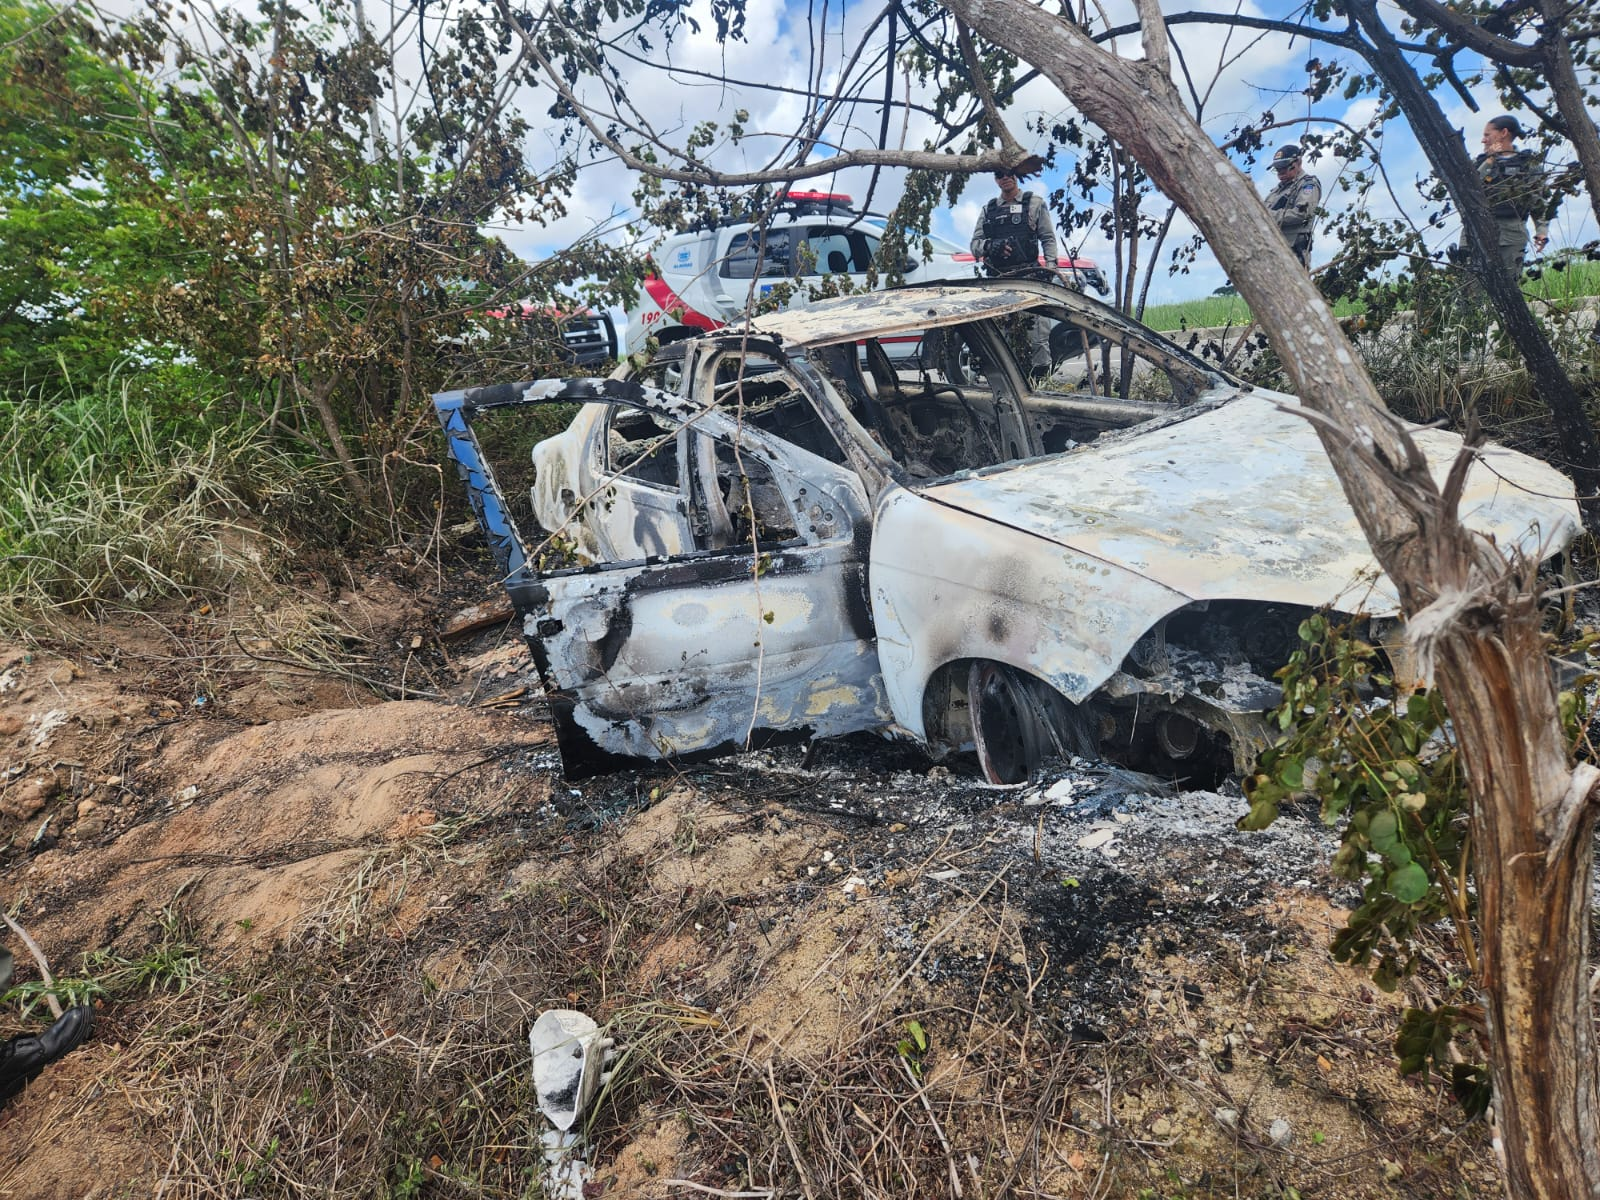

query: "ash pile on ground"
xmin=523 ymin=733 xmax=1350 ymax=1043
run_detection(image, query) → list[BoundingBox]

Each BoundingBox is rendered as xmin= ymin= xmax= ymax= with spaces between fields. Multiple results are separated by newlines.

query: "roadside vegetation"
xmin=0 ymin=366 xmax=326 ymax=635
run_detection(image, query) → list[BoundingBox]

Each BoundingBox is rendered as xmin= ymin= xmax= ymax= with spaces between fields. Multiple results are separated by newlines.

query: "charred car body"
xmin=436 ymin=279 xmax=1579 ymax=784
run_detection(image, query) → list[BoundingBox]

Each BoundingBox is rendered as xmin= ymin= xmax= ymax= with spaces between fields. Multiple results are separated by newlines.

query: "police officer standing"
xmin=971 ymin=165 xmax=1064 ymax=283
xmin=1475 ymin=115 xmax=1552 ymax=277
xmin=1262 ymin=144 xmax=1321 ymax=268
xmin=971 ymin=164 xmax=1069 ymax=378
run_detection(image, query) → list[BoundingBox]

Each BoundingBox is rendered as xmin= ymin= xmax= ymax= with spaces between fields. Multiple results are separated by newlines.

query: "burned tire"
xmin=968 ymin=660 xmax=1053 ymax=785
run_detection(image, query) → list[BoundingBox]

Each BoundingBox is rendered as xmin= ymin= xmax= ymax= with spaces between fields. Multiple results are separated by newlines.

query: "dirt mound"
xmin=17 ymin=701 xmax=551 ymax=957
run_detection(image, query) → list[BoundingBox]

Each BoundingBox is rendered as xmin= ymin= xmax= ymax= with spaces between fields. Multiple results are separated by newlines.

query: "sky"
xmin=488 ymin=0 xmax=1599 ymax=321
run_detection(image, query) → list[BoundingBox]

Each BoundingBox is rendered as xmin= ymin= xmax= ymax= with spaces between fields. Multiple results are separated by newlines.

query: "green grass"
xmin=1139 ymin=293 xmax=1254 ymax=331
xmin=1527 ymin=254 xmax=1600 ymax=306
xmin=1140 ymin=291 xmax=1369 ymax=332
xmin=0 ymin=366 xmax=339 ymax=632
xmin=1140 ymin=256 xmax=1600 ymax=332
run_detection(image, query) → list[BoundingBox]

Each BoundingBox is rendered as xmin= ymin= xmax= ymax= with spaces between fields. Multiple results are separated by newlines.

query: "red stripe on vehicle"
xmin=644 ymin=275 xmax=723 ymax=331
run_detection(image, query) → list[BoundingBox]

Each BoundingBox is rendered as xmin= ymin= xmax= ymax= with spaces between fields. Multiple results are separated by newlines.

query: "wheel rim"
xmin=968 ymin=661 xmax=1045 ymax=785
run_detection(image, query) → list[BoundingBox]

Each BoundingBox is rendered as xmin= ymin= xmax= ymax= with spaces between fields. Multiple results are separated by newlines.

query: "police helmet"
xmin=1270 ymin=144 xmax=1303 ymax=170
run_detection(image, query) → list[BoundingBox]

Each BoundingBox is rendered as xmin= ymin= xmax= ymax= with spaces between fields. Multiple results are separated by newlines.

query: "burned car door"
xmin=435 ymin=375 xmax=889 ymax=778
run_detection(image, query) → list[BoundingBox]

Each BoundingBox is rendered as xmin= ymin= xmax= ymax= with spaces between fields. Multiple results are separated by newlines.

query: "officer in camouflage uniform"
xmin=1474 ymin=115 xmax=1552 ymax=278
xmin=1262 ymin=144 xmax=1321 ymax=268
xmin=971 ymin=165 xmax=1071 ymax=378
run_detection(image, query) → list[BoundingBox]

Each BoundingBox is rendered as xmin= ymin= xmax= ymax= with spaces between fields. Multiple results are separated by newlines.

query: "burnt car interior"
xmin=603 ymin=391 xmax=840 ymax=556
xmin=799 ymin=306 xmax=1229 ymax=479
xmin=705 ymin=353 xmax=851 ymax=467
xmin=811 ymin=329 xmax=1036 ymax=478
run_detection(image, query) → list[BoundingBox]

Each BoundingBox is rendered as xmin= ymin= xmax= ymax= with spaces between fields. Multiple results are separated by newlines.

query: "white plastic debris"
xmin=1076 ymin=827 xmax=1118 ymax=851
xmin=530 ymin=1009 xmax=613 ymax=1132
xmin=539 ymin=1129 xmax=589 ymax=1200
xmin=1045 ymin=778 xmax=1078 ymax=803
xmin=531 ymin=1009 xmax=617 ymax=1200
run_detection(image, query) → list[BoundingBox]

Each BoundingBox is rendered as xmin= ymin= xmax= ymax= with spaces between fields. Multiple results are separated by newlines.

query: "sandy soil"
xmin=0 ymin=552 xmax=1507 ymax=1199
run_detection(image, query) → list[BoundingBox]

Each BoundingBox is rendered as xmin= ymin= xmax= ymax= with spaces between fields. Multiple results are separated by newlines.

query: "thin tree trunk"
xmin=1537 ymin=1 xmax=1600 ymax=235
xmin=943 ymin=2 xmax=1600 ymax=1196
xmin=296 ymin=375 xmax=370 ymax=502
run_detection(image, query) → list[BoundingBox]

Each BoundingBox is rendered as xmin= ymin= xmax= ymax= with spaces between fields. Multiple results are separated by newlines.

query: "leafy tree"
xmin=3 ymin=0 xmax=640 ymax=510
xmin=0 ymin=2 xmax=179 ymax=384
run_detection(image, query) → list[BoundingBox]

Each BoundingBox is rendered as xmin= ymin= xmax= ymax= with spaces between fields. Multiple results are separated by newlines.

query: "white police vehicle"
xmin=625 ymin=191 xmax=1109 ymax=359
xmin=625 ymin=192 xmax=953 ymax=358
xmin=627 ymin=190 xmax=1113 ymax=360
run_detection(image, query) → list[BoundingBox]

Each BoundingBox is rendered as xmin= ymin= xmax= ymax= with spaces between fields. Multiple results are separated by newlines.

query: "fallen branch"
xmin=1 ymin=912 xmax=63 ymax=1019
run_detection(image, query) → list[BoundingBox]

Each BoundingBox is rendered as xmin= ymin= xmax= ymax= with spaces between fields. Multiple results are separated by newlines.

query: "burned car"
xmin=435 ymin=278 xmax=1579 ymax=784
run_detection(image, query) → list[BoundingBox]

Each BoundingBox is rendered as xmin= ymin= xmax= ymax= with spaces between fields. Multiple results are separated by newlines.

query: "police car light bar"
xmin=783 ymin=190 xmax=852 ymax=204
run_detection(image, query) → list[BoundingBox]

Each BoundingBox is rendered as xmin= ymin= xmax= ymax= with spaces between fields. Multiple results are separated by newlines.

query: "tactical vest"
xmin=1480 ymin=150 xmax=1543 ymax=220
xmin=981 ymin=193 xmax=1039 ymax=272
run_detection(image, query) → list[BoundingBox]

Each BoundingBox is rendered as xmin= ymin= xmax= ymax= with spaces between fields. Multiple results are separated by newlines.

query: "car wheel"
xmin=968 ymin=660 xmax=1052 ymax=785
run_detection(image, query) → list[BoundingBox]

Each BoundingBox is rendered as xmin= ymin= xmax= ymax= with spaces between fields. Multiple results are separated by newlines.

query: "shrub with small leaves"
xmin=1242 ymin=614 xmax=1469 ymax=991
xmin=1241 ymin=613 xmax=1484 ymax=1107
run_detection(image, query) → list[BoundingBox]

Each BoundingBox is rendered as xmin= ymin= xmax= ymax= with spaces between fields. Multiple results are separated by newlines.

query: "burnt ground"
xmin=0 ymin=536 xmax=1544 ymax=1199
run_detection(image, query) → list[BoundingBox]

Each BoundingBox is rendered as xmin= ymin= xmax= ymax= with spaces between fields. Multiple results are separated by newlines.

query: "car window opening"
xmin=811 ymin=326 xmax=1032 ymax=479
xmin=709 ymin=356 xmax=851 ymax=468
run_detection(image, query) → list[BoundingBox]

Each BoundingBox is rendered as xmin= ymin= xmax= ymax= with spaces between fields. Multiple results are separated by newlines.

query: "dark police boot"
xmin=0 ymin=1005 xmax=94 ymax=1105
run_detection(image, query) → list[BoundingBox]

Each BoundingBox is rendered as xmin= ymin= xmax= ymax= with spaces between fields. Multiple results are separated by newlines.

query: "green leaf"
xmin=1276 ymin=755 xmax=1305 ymax=789
xmin=1406 ymin=692 xmax=1434 ymax=724
xmin=1387 ymin=862 xmax=1429 ymax=904
xmin=1237 ymin=799 xmax=1281 ymax=831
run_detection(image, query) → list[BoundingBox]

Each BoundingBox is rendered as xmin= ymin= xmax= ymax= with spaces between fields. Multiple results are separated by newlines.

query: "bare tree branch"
xmin=500 ymin=0 xmax=1028 ymax=184
xmin=1390 ymin=0 xmax=1542 ymax=66
xmin=954 ymin=17 xmax=1023 ymax=162
xmin=1132 ymin=0 xmax=1170 ymax=78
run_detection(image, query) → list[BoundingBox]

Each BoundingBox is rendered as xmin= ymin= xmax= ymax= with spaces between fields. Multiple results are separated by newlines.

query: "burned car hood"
xmin=916 ymin=392 xmax=1579 ymax=615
